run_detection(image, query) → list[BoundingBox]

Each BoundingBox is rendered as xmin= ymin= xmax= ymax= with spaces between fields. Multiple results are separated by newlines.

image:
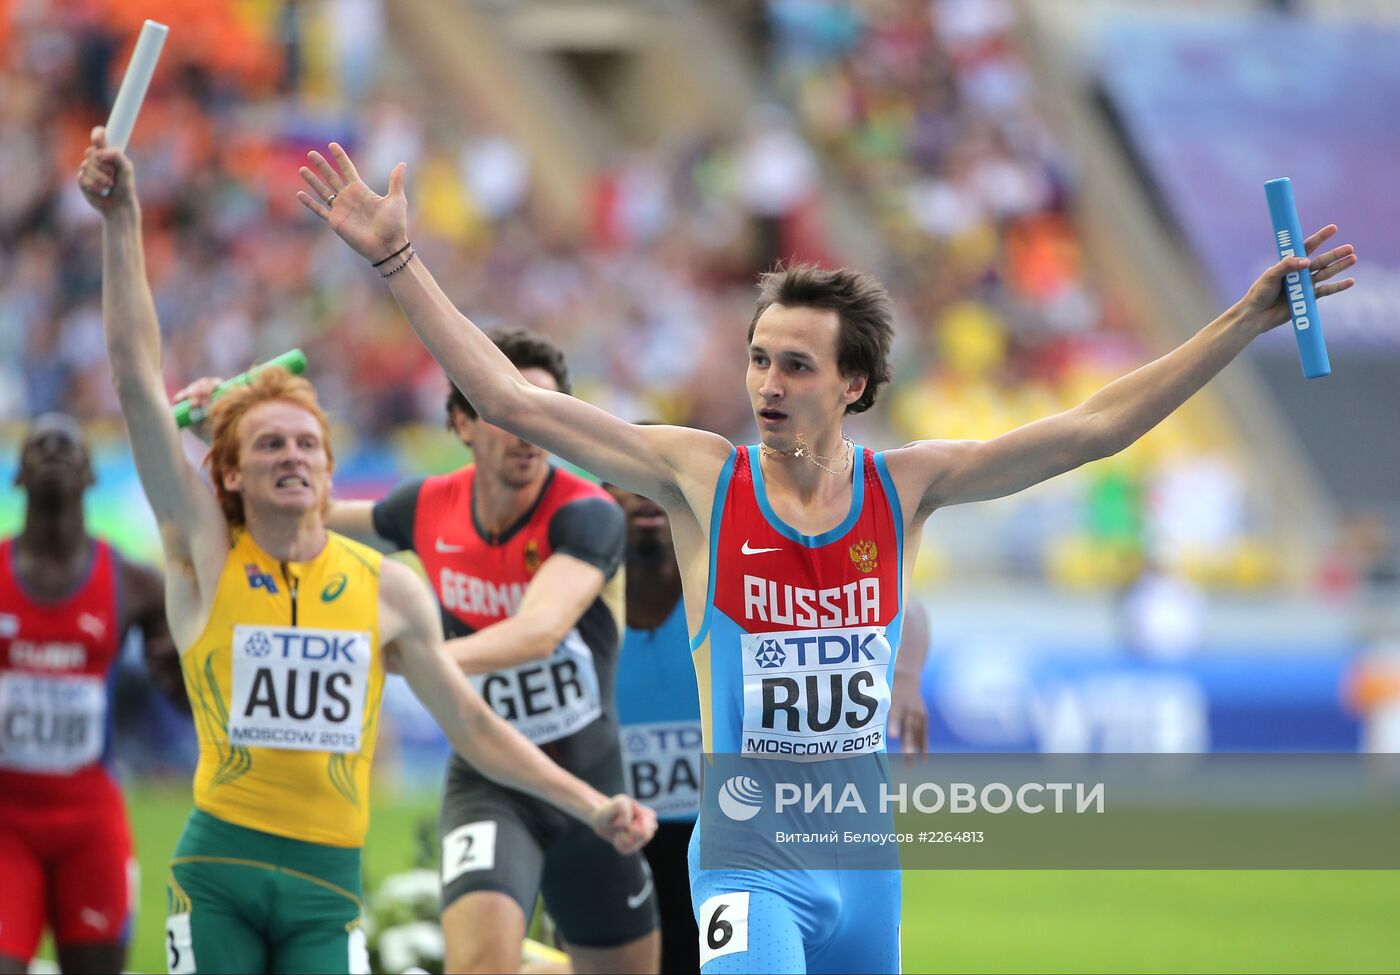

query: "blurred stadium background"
xmin=3 ymin=0 xmax=1398 ymax=971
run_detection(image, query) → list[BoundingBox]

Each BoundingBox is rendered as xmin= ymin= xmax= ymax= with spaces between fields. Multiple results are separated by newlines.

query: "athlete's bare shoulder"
xmin=377 ymin=555 xmax=441 ymax=650
xmin=878 ymin=439 xmax=972 ymax=520
xmin=636 ymin=424 xmax=734 ymax=515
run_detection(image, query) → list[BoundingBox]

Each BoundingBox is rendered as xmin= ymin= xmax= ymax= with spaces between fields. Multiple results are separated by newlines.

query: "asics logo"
xmin=435 ymin=538 xmax=466 ymax=554
xmin=741 ymin=541 xmax=781 ymax=556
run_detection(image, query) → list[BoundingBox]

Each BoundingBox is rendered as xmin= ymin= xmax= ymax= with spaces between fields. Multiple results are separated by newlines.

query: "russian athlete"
xmin=80 ymin=127 xmax=653 ymax=975
xmin=323 ymin=331 xmax=658 ymax=974
xmin=302 ymin=141 xmax=1355 ymax=973
xmin=0 ymin=415 xmax=180 ymax=975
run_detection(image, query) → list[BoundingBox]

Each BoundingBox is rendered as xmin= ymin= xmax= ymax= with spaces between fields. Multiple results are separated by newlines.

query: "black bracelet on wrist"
xmin=371 ymin=241 xmax=412 ymax=268
xmin=380 ymin=248 xmax=417 ymax=278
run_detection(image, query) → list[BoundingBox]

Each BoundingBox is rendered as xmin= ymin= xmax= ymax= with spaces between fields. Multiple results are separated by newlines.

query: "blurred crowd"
xmin=0 ymin=0 xmax=813 ymax=446
xmin=1 ymin=0 xmax=1281 ymax=588
xmin=758 ymin=0 xmax=1253 ymax=582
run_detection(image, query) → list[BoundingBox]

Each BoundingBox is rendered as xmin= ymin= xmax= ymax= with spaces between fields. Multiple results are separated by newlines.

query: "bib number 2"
xmin=698 ymin=891 xmax=749 ymax=967
xmin=441 ymin=821 xmax=497 ymax=885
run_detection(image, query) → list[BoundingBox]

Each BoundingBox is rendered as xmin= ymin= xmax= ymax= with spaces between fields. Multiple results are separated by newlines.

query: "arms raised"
xmin=79 ymin=127 xmax=229 ymax=645
xmin=295 ymin=144 xmax=730 ymax=509
xmin=889 ymin=228 xmax=1356 ymax=516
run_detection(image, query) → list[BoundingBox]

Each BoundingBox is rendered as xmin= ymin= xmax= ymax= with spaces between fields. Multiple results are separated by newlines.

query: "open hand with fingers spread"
xmin=297 ymin=142 xmax=410 ymax=265
xmin=1239 ymin=224 xmax=1357 ymax=334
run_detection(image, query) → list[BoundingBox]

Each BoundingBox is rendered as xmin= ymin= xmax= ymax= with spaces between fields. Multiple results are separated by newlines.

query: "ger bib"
xmin=0 ymin=672 xmax=106 ymax=773
xmin=471 ymin=628 xmax=601 ymax=745
xmin=229 ymin=625 xmax=371 ymax=754
xmin=740 ymin=625 xmax=892 ymax=758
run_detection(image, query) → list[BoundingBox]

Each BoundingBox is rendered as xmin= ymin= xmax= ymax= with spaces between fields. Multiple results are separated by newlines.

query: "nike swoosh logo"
xmin=627 ymin=878 xmax=654 ymax=909
xmin=435 ymin=538 xmax=466 ymax=554
xmin=741 ymin=541 xmax=781 ymax=555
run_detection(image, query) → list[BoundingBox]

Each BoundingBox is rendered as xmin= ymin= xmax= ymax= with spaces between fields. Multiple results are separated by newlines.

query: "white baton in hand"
xmin=105 ymin=19 xmax=169 ymax=152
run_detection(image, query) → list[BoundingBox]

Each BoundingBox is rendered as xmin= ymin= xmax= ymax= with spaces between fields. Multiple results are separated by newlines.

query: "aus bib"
xmin=228 ymin=625 xmax=372 ymax=753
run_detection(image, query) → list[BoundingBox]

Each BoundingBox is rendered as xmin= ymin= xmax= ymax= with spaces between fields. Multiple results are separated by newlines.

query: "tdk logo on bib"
xmin=239 ymin=631 xmax=360 ymax=662
xmin=754 ymin=640 xmax=785 ymax=668
xmin=740 ymin=627 xmax=892 ymax=759
xmin=228 ymin=625 xmax=371 ymax=754
xmin=749 ymin=631 xmax=882 ymax=671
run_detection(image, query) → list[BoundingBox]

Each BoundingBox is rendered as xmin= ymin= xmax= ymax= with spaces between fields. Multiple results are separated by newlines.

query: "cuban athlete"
xmin=0 ymin=414 xmax=182 ymax=975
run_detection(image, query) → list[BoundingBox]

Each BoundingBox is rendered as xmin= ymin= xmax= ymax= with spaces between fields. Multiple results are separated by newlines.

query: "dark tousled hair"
xmin=747 ymin=263 xmax=894 ymax=415
xmin=446 ymin=328 xmax=572 ymax=426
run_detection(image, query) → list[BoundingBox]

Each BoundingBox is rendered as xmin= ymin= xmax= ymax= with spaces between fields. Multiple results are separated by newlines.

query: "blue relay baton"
xmin=1264 ymin=177 xmax=1330 ymax=379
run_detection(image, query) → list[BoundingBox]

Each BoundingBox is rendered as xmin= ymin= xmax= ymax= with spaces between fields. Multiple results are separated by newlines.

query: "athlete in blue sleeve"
xmin=608 ymin=482 xmax=701 ymax=974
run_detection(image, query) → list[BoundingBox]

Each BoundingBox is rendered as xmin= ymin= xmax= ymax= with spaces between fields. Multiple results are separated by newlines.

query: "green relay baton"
xmin=172 ymin=349 xmax=308 ymax=428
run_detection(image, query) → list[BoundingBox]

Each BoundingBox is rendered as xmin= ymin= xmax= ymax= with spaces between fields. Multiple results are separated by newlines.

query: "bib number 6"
xmin=698 ymin=891 xmax=749 ymax=966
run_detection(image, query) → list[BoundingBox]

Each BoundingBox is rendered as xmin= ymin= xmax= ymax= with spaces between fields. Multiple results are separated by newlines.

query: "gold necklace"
xmin=759 ymin=434 xmax=854 ymax=476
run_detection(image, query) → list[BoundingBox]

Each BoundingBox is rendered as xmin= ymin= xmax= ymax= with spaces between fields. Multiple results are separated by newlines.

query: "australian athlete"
xmin=80 ymin=127 xmax=654 ymax=974
xmin=301 ymin=142 xmax=1355 ymax=974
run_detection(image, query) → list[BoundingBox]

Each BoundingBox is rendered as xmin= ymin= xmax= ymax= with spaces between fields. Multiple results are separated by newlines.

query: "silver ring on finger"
xmin=325 ymin=193 xmax=337 ymax=207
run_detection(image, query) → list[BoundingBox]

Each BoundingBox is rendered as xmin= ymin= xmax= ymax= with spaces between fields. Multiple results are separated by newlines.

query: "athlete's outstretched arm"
xmin=323 ymin=501 xmax=400 ymax=552
xmin=380 ymin=559 xmax=655 ymax=852
xmin=296 ymin=144 xmax=730 ymax=503
xmin=888 ymin=229 xmax=1357 ymax=513
xmin=78 ymin=129 xmax=227 ymax=585
xmin=445 ymin=553 xmax=605 ymax=674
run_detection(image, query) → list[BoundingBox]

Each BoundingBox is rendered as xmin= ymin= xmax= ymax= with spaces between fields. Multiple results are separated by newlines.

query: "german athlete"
xmin=319 ymin=331 xmax=659 ymax=974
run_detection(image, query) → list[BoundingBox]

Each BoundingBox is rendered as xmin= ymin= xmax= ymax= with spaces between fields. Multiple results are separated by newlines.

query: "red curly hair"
xmin=204 ymin=366 xmax=334 ymax=528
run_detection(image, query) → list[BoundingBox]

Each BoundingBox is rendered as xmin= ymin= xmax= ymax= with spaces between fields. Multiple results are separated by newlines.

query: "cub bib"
xmin=229 ymin=625 xmax=371 ymax=754
xmin=0 ymin=672 xmax=106 ymax=772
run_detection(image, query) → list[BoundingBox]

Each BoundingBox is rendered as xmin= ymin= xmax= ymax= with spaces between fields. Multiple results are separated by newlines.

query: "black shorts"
xmin=644 ymin=819 xmax=699 ymax=975
xmin=438 ymin=749 xmax=658 ymax=949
